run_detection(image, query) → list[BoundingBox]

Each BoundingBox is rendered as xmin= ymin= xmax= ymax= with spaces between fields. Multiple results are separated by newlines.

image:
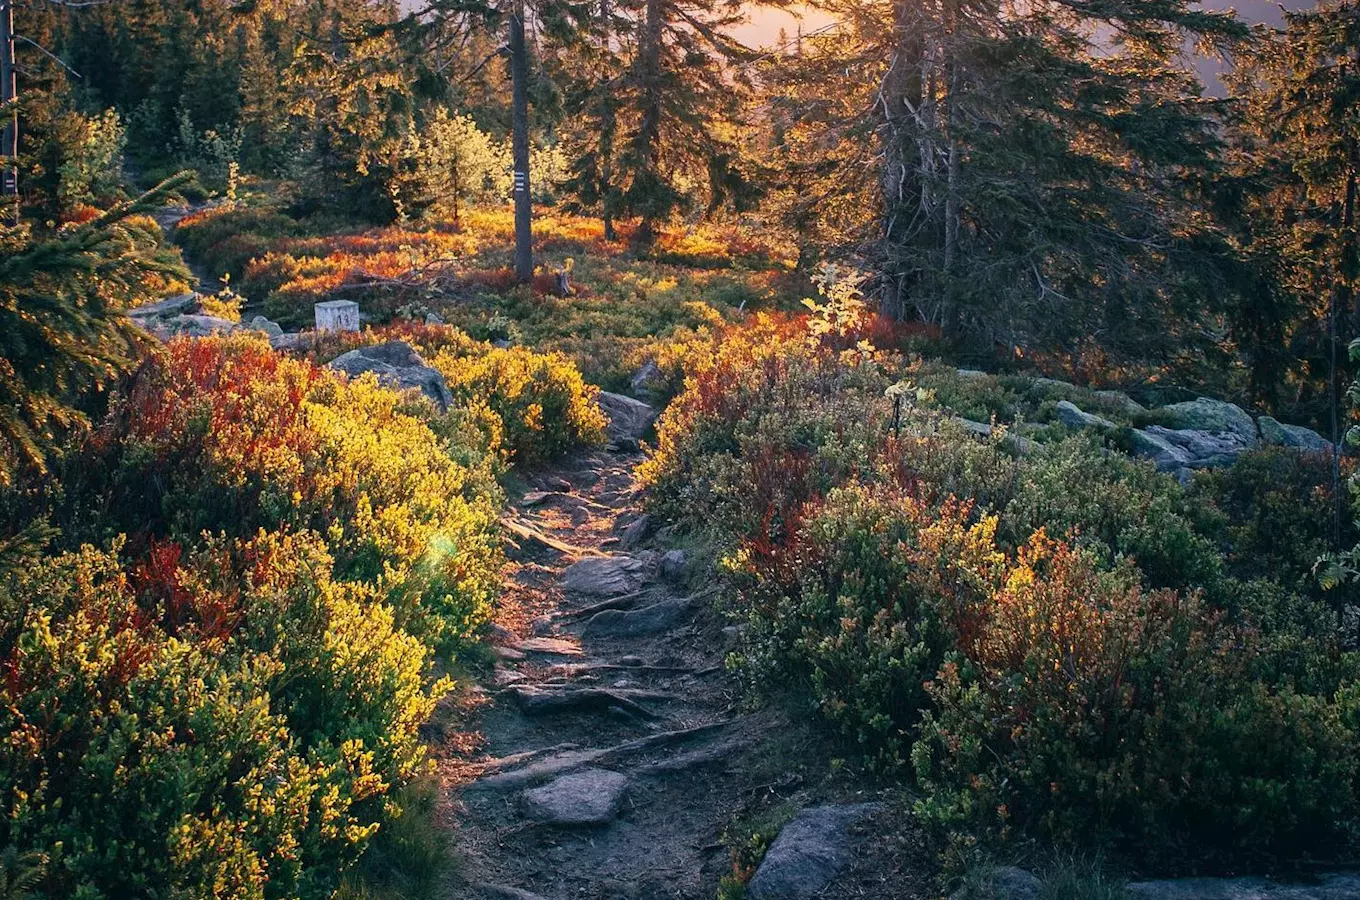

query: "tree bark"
xmin=509 ymin=0 xmax=534 ymax=283
xmin=633 ymin=0 xmax=662 ymax=249
xmin=599 ymin=0 xmax=616 ymax=241
xmin=1 ymin=0 xmax=17 ymax=221
xmin=877 ymin=0 xmax=925 ymax=320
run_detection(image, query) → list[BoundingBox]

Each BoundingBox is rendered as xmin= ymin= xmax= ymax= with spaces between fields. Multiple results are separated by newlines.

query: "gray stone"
xmin=127 ymin=292 xmax=198 ymax=319
xmin=597 ymin=392 xmax=656 ymax=441
xmin=1129 ymin=429 xmax=1194 ymax=471
xmin=631 ymin=359 xmax=663 ymax=394
xmin=1095 ymin=389 xmax=1146 ymax=415
xmin=315 ymin=299 xmax=360 ymax=333
xmin=270 ymin=331 xmax=312 ymax=352
xmin=519 ymin=768 xmax=628 ymax=825
xmin=246 ymin=315 xmax=284 ymax=338
xmin=425 ymin=311 xmax=445 ymax=325
xmin=1144 ymin=426 xmax=1249 ymax=462
xmin=1125 ymin=872 xmax=1360 ymax=900
xmin=583 ymin=597 xmax=693 ymax=639
xmin=475 ymin=885 xmax=553 ymax=900
xmin=956 ymin=368 xmax=988 ymax=378
xmin=326 ymin=340 xmax=452 ymax=411
xmin=659 ymin=549 xmax=687 ymax=582
xmin=747 ymin=803 xmax=885 ymax=900
xmin=1281 ymin=423 xmax=1332 ymax=452
xmin=158 ymin=314 xmax=238 ymax=338
xmin=561 ymin=556 xmax=649 ymax=597
xmin=1258 ymin=415 xmax=1288 ymax=446
xmin=979 ymin=866 xmax=1043 ymax=900
xmin=956 ymin=418 xmax=994 ymax=437
xmin=1162 ymin=397 xmax=1258 ymax=445
xmin=619 ymin=515 xmax=653 ymax=550
xmin=1055 ymin=400 xmax=1116 ymax=430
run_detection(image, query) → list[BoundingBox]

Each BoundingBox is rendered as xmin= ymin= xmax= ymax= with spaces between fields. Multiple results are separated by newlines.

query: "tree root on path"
xmin=500 ymin=515 xmax=609 ymax=558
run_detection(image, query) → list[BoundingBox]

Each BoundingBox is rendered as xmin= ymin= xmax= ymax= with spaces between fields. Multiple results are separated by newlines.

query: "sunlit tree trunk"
xmin=510 ymin=0 xmax=534 ymax=282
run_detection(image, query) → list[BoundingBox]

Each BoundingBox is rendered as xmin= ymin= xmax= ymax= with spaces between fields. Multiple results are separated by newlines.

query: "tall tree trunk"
xmin=1 ymin=0 xmax=17 ymax=223
xmin=633 ymin=0 xmax=662 ymax=249
xmin=878 ymin=0 xmax=925 ymax=320
xmin=509 ymin=0 xmax=534 ymax=283
xmin=941 ymin=0 xmax=962 ymax=335
xmin=599 ymin=0 xmax=616 ymax=241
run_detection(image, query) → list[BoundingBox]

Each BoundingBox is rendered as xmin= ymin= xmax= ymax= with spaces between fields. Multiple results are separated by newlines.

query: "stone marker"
xmin=315 ymin=299 xmax=360 ymax=333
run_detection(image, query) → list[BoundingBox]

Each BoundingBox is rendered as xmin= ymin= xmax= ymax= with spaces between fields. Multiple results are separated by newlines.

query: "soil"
xmin=433 ymin=446 xmax=934 ymax=900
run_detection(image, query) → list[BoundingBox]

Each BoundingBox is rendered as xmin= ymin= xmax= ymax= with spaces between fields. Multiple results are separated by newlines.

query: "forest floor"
xmin=427 ymin=444 xmax=930 ymax=900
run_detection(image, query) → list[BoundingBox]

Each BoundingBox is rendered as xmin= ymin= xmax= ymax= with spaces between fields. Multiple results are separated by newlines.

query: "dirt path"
xmin=427 ymin=413 xmax=937 ymax=900
xmin=438 ymin=445 xmax=769 ymax=899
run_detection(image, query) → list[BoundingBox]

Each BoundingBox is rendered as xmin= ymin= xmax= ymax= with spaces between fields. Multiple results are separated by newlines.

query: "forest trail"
xmin=437 ymin=443 xmax=766 ymax=899
xmin=434 ymin=440 xmax=924 ymax=900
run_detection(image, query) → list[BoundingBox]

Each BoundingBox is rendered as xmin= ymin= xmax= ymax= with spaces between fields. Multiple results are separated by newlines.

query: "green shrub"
xmin=174 ymin=207 xmax=302 ymax=282
xmin=910 ymin=537 xmax=1360 ymax=870
xmin=306 ymin=322 xmax=607 ymax=464
xmin=725 ymin=485 xmax=1004 ymax=767
xmin=0 ymin=533 xmax=446 ymax=899
xmin=56 ymin=333 xmax=503 ymax=652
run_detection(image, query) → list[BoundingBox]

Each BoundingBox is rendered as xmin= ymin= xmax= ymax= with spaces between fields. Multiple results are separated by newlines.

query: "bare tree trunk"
xmin=509 ymin=0 xmax=534 ymax=283
xmin=599 ymin=0 xmax=617 ymax=241
xmin=941 ymin=0 xmax=962 ymax=335
xmin=633 ymin=0 xmax=662 ymax=250
xmin=878 ymin=0 xmax=925 ymax=320
xmin=1 ymin=0 xmax=17 ymax=223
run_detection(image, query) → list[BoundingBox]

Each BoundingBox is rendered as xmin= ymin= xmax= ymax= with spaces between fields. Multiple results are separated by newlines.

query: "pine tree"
xmin=771 ymin=0 xmax=1246 ymax=365
xmin=558 ymin=0 xmax=759 ymax=246
xmin=0 ymin=175 xmax=190 ymax=487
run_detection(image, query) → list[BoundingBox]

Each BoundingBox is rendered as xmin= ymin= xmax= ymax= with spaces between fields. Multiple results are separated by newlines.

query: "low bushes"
xmin=307 ymin=322 xmax=608 ymax=464
xmin=1 ymin=333 xmax=509 ymax=897
xmin=644 ymin=309 xmax=1360 ymax=870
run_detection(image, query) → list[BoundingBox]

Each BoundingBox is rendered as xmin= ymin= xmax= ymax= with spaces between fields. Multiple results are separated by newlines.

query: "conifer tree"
xmin=770 ymin=0 xmax=1247 ymax=364
xmin=558 ymin=0 xmax=759 ymax=246
xmin=0 ymin=176 xmax=190 ymax=487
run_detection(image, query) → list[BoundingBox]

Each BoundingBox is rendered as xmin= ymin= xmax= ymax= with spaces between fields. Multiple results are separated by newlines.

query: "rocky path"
xmin=442 ymin=444 xmax=768 ymax=900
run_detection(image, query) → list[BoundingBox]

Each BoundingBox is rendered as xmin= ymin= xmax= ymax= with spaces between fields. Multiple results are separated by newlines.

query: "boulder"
xmin=1129 ymin=429 xmax=1194 ymax=472
xmin=246 ymin=315 xmax=284 ymax=338
xmin=747 ymin=803 xmax=885 ymax=900
xmin=270 ymin=331 xmax=312 ymax=352
xmin=955 ymin=418 xmax=993 ymax=437
xmin=1260 ymin=416 xmax=1333 ymax=453
xmin=962 ymin=867 xmax=1043 ymax=900
xmin=1162 ymin=397 xmax=1258 ymax=445
xmin=1281 ymin=423 xmax=1333 ymax=453
xmin=560 ymin=556 xmax=650 ymax=597
xmin=1144 ymin=426 xmax=1250 ymax=464
xmin=582 ymin=597 xmax=693 ymax=639
xmin=1095 ymin=389 xmax=1146 ymax=415
xmin=597 ymin=392 xmax=656 ymax=442
xmin=157 ymin=314 xmax=238 ymax=338
xmin=1055 ymin=400 xmax=1115 ymax=430
xmin=618 ymin=515 xmax=653 ymax=550
xmin=326 ymin=341 xmax=452 ymax=411
xmin=519 ymin=768 xmax=628 ymax=826
xmin=425 ymin=311 xmax=445 ymax=325
xmin=659 ymin=549 xmax=687 ymax=582
xmin=956 ymin=368 xmax=988 ymax=379
xmin=631 ymin=359 xmax=663 ymax=395
xmin=126 ymin=292 xmax=199 ymax=319
xmin=1125 ymin=872 xmax=1360 ymax=900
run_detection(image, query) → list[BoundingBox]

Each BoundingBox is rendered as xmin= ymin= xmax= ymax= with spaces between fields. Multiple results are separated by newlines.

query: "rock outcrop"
xmin=325 ymin=341 xmax=452 ymax=411
xmin=747 ymin=803 xmax=884 ymax=900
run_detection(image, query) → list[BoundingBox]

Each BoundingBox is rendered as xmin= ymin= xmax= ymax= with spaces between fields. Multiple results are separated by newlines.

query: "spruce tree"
xmin=0 ymin=176 xmax=190 ymax=487
xmin=558 ymin=0 xmax=759 ymax=246
xmin=770 ymin=0 xmax=1247 ymax=365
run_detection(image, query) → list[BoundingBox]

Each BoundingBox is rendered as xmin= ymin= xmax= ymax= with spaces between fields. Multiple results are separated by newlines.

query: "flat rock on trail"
xmin=445 ymin=447 xmax=764 ymax=900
